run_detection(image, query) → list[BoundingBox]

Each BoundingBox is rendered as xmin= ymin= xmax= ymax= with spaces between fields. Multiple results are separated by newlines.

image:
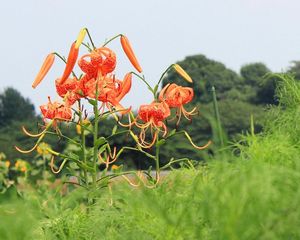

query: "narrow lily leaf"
xmin=148 ymin=86 xmax=154 ymax=93
xmin=88 ymin=99 xmax=97 ymax=106
xmin=112 ymin=125 xmax=118 ymax=135
xmin=156 ymin=139 xmax=166 ymax=147
xmin=153 ymin=84 xmax=159 ymax=95
xmin=168 ymin=129 xmax=177 ymax=137
xmin=98 ymin=144 xmax=107 ymax=155
xmin=95 ymin=137 xmax=107 ymax=148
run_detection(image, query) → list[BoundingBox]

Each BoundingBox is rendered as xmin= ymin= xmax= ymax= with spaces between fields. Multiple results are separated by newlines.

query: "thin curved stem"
xmin=45 ymin=131 xmax=81 ymax=146
xmin=102 ymin=34 xmax=122 ymax=47
xmin=157 ymin=64 xmax=173 ymax=88
xmin=131 ymin=72 xmax=155 ymax=97
xmin=160 ymin=158 xmax=190 ymax=170
xmin=81 ymin=42 xmax=93 ymax=52
xmin=53 ymin=52 xmax=78 ymax=79
xmin=85 ymin=28 xmax=96 ymax=50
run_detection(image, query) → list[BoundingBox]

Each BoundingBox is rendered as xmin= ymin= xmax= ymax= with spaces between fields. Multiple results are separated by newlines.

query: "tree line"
xmin=1 ymin=54 xmax=299 ymax=168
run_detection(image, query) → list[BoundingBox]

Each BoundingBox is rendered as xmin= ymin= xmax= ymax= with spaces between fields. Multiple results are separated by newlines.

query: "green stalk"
xmin=102 ymin=34 xmax=122 ymax=47
xmin=131 ymin=72 xmax=155 ymax=98
xmin=84 ymin=28 xmax=96 ymax=50
xmin=92 ymin=81 xmax=99 ymax=190
xmin=212 ymin=86 xmax=224 ymax=147
xmin=155 ymin=134 xmax=160 ymax=184
xmin=78 ymin=100 xmax=88 ymax=188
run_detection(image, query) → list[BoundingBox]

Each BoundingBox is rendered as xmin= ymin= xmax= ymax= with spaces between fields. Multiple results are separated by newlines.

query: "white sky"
xmin=1 ymin=0 xmax=300 ymax=111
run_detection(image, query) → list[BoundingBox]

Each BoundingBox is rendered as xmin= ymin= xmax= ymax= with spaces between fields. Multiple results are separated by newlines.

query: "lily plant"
xmin=15 ymin=28 xmax=211 ymax=196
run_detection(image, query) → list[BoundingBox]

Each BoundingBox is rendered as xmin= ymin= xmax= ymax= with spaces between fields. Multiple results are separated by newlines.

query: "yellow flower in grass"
xmin=0 ymin=152 xmax=6 ymax=161
xmin=111 ymin=165 xmax=120 ymax=171
xmin=15 ymin=159 xmax=27 ymax=172
xmin=5 ymin=161 xmax=10 ymax=168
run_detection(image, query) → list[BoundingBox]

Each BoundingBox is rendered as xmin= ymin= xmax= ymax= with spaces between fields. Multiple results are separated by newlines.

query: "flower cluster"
xmin=32 ymin=31 xmax=138 ymax=124
xmin=133 ymin=81 xmax=197 ymax=148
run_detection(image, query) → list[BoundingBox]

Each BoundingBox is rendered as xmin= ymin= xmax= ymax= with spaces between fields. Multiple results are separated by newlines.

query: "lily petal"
xmin=115 ymin=73 xmax=132 ymax=102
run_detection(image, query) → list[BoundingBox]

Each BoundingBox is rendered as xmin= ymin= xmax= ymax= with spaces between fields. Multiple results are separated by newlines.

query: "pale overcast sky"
xmin=1 ymin=0 xmax=300 ymax=111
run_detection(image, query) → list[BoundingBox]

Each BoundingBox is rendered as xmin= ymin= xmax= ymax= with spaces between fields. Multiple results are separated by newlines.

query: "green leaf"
xmin=98 ymin=144 xmax=107 ymax=155
xmin=148 ymin=86 xmax=154 ymax=93
xmin=156 ymin=139 xmax=166 ymax=147
xmin=112 ymin=125 xmax=118 ymax=135
xmin=168 ymin=129 xmax=177 ymax=137
xmin=69 ymin=162 xmax=79 ymax=169
xmin=68 ymin=153 xmax=80 ymax=160
xmin=153 ymin=85 xmax=158 ymax=94
xmin=88 ymin=99 xmax=97 ymax=106
xmin=95 ymin=137 xmax=107 ymax=148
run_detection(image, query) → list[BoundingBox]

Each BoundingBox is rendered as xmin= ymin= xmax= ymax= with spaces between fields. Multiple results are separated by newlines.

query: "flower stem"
xmin=84 ymin=28 xmax=96 ymax=50
xmin=157 ymin=65 xmax=173 ymax=88
xmin=53 ymin=52 xmax=78 ymax=79
xmin=102 ymin=34 xmax=122 ymax=47
xmin=92 ymin=81 xmax=99 ymax=190
xmin=78 ymin=100 xmax=88 ymax=188
xmin=131 ymin=72 xmax=155 ymax=98
xmin=155 ymin=134 xmax=160 ymax=184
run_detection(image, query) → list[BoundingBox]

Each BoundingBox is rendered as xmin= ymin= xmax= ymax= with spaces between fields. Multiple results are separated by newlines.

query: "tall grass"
xmin=1 ymin=73 xmax=300 ymax=239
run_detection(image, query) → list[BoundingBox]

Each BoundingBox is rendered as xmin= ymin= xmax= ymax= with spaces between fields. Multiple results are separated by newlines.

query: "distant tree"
xmin=0 ymin=87 xmax=36 ymax=127
xmin=288 ymin=61 xmax=300 ymax=80
xmin=240 ymin=63 xmax=276 ymax=105
xmin=160 ymin=56 xmax=276 ymax=159
xmin=240 ymin=63 xmax=269 ymax=86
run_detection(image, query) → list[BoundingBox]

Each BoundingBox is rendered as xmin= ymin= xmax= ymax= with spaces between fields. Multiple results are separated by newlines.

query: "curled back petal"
xmin=15 ymin=133 xmax=45 ymax=153
xmin=183 ymin=131 xmax=212 ymax=150
xmin=22 ymin=126 xmax=46 ymax=138
xmin=115 ymin=73 xmax=132 ymax=102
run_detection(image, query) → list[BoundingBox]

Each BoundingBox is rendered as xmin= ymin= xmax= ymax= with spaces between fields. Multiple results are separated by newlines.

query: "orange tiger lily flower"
xmin=120 ymin=35 xmax=142 ymax=73
xmin=55 ymin=77 xmax=82 ymax=105
xmin=80 ymin=73 xmax=132 ymax=114
xmin=78 ymin=47 xmax=116 ymax=78
xmin=135 ymin=102 xmax=170 ymax=148
xmin=40 ymin=97 xmax=72 ymax=122
xmin=159 ymin=83 xmax=197 ymax=125
xmin=115 ymin=73 xmax=132 ymax=102
xmin=32 ymin=53 xmax=55 ymax=88
xmin=59 ymin=42 xmax=79 ymax=85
